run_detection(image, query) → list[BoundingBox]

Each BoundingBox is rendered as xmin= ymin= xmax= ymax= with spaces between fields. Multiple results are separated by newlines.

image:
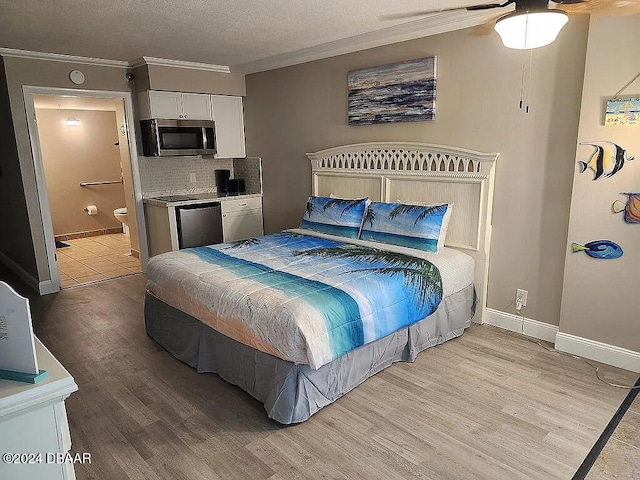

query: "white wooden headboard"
xmin=306 ymin=142 xmax=499 ymax=324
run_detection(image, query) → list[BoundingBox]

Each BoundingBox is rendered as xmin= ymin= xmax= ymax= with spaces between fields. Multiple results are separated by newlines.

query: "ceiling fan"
xmin=381 ymin=0 xmax=640 ymax=49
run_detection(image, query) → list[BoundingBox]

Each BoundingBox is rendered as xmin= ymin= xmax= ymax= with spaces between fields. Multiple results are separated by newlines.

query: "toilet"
xmin=113 ymin=207 xmax=129 ymax=236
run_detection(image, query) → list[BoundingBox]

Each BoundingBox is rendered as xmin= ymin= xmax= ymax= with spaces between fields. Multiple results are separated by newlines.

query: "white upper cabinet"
xmin=145 ymin=91 xmax=180 ymax=119
xmin=180 ymin=93 xmax=213 ymax=120
xmin=211 ymin=95 xmax=246 ymax=158
xmin=139 ymin=91 xmax=213 ymax=120
xmin=138 ymin=90 xmax=246 ymax=158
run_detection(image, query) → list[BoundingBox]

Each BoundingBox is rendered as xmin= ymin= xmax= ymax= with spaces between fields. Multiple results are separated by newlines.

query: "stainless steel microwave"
xmin=140 ymin=119 xmax=217 ymax=157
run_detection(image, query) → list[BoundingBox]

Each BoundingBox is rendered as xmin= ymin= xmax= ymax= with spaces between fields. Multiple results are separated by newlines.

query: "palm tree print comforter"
xmin=146 ymin=232 xmax=443 ymax=369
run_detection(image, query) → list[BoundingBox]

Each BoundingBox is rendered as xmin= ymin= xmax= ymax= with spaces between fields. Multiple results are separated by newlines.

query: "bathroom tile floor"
xmin=56 ymin=233 xmax=141 ymax=288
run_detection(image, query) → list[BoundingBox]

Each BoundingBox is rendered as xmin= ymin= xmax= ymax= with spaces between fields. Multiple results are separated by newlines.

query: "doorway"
xmin=23 ymin=87 xmax=148 ymax=291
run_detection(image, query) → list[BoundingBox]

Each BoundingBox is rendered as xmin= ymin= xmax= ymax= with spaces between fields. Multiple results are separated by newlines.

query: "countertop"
xmin=143 ymin=192 xmax=262 ymax=207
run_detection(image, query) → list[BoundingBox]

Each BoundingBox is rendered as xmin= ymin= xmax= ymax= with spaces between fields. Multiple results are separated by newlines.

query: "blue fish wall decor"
xmin=571 ymin=240 xmax=623 ymax=259
xmin=578 ymin=142 xmax=635 ymax=180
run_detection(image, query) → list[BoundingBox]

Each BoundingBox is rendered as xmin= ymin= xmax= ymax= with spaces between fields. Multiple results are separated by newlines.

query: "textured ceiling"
xmin=0 ymin=0 xmax=501 ymax=71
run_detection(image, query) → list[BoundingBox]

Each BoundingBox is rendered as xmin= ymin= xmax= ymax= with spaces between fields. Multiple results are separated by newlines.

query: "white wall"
xmin=559 ymin=14 xmax=640 ymax=358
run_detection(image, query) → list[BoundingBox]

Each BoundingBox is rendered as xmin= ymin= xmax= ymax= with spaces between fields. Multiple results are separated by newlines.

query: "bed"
xmin=144 ymin=142 xmax=499 ymax=424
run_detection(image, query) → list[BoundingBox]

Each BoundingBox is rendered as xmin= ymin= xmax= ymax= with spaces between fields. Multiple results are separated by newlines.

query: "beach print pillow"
xmin=300 ymin=196 xmax=368 ymax=238
xmin=360 ymin=202 xmax=452 ymax=253
xmin=394 ymin=200 xmax=454 ymax=251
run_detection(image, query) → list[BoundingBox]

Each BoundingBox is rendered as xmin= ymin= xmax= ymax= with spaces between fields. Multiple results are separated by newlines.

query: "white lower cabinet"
xmin=221 ymin=197 xmax=263 ymax=242
xmin=144 ymin=196 xmax=264 ymax=256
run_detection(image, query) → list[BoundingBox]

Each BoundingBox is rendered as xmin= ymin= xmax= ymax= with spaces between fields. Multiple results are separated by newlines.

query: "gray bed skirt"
xmin=144 ymin=284 xmax=475 ymax=424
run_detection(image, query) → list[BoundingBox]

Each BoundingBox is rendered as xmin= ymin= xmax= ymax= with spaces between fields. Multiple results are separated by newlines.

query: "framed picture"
xmin=604 ymin=98 xmax=640 ymax=126
xmin=348 ymin=56 xmax=437 ymax=125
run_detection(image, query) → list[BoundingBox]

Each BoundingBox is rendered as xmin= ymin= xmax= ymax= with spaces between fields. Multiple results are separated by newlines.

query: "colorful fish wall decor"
xmin=612 ymin=193 xmax=640 ymax=224
xmin=578 ymin=142 xmax=635 ymax=180
xmin=571 ymin=240 xmax=623 ymax=259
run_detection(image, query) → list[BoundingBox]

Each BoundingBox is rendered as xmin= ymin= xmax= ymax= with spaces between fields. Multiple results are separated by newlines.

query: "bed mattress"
xmin=146 ymin=229 xmax=474 ymax=369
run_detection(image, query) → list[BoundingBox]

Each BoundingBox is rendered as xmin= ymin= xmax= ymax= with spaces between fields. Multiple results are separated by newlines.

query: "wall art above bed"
xmin=347 ymin=56 xmax=437 ymax=125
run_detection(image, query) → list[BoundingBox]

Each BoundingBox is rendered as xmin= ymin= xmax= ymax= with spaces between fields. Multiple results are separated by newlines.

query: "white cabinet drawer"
xmin=221 ymin=197 xmax=262 ymax=214
xmin=222 ymin=210 xmax=263 ymax=243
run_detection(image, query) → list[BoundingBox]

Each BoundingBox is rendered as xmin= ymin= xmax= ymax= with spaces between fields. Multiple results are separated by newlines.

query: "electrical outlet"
xmin=516 ymin=288 xmax=528 ymax=310
xmin=190 ymin=172 xmax=196 ymax=183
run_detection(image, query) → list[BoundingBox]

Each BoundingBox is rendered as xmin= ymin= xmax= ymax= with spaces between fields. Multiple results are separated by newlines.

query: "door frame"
xmin=23 ymin=86 xmax=149 ymax=293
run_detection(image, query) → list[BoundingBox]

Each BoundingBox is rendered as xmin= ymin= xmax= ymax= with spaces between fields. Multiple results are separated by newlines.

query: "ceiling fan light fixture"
xmin=494 ymin=9 xmax=569 ymax=49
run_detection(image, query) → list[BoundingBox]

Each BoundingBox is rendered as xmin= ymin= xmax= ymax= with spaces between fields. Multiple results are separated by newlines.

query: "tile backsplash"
xmin=138 ymin=157 xmax=234 ymax=197
xmin=233 ymin=157 xmax=262 ymax=195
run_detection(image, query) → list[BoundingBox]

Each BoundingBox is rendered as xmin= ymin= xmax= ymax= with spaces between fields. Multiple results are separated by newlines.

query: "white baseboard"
xmin=555 ymin=332 xmax=640 ymax=374
xmin=484 ymin=308 xmax=640 ymax=373
xmin=483 ymin=308 xmax=559 ymax=343
xmin=0 ymin=250 xmax=40 ymax=293
xmin=38 ymin=280 xmax=56 ymax=295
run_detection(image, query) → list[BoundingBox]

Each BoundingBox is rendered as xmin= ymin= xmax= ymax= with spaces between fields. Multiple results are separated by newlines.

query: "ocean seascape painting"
xmin=348 ymin=56 xmax=437 ymax=125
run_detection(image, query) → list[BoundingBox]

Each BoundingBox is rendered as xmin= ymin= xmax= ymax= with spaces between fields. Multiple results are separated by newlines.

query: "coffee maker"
xmin=215 ymin=169 xmax=231 ymax=194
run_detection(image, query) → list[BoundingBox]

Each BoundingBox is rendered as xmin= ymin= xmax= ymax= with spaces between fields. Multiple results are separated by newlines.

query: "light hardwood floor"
xmin=6 ymin=271 xmax=638 ymax=480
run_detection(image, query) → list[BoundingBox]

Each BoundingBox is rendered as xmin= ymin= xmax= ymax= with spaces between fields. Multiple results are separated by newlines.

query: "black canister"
xmin=215 ymin=169 xmax=231 ymax=193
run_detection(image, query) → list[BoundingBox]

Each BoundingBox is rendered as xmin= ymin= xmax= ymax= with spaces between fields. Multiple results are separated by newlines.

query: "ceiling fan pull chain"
xmin=519 ymin=49 xmax=526 ymax=110
xmin=526 ymin=48 xmax=533 ymax=113
xmin=518 ymin=12 xmax=531 ymax=111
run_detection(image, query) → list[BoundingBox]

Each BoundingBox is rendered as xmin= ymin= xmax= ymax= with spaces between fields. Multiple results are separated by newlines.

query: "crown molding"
xmin=0 ymin=49 xmax=231 ymax=73
xmin=0 ymin=47 xmax=129 ymax=68
xmin=129 ymin=56 xmax=230 ymax=73
xmin=235 ymin=9 xmax=506 ymax=74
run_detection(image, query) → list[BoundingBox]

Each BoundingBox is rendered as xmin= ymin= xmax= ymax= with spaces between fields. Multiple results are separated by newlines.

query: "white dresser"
xmin=0 ymin=339 xmax=78 ymax=480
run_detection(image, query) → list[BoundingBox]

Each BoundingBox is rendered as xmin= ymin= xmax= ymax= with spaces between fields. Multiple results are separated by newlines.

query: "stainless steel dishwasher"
xmin=175 ymin=202 xmax=223 ymax=249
